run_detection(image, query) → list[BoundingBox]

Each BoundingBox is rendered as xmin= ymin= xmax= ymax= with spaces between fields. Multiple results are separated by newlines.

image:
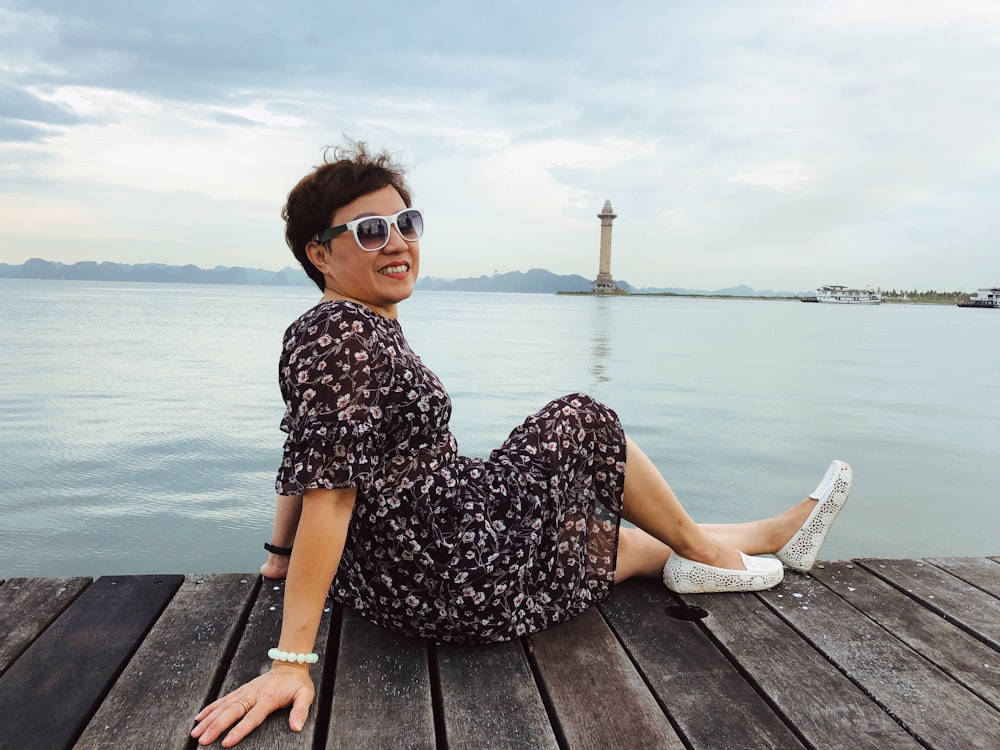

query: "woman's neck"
xmin=320 ymin=291 xmax=397 ymax=319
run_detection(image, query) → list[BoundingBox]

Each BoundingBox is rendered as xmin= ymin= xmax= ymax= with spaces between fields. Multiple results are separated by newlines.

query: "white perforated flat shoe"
xmin=776 ymin=460 xmax=853 ymax=572
xmin=662 ymin=551 xmax=784 ymax=593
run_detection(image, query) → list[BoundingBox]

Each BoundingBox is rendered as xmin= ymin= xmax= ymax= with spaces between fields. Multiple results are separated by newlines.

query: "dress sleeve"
xmin=275 ymin=307 xmax=390 ymax=494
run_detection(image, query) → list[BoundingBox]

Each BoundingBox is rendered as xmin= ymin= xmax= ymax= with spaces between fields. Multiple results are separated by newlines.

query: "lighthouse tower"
xmin=592 ymin=199 xmax=618 ymax=294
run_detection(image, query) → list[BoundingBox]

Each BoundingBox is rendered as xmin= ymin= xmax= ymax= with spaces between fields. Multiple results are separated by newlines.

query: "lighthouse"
xmin=592 ymin=199 xmax=618 ymax=294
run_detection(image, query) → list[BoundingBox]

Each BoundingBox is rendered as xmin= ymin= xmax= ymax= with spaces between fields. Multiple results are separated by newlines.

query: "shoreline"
xmin=556 ymin=290 xmax=965 ymax=305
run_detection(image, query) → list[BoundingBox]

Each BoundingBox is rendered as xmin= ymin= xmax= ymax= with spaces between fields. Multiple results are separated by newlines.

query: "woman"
xmin=192 ymin=143 xmax=852 ymax=747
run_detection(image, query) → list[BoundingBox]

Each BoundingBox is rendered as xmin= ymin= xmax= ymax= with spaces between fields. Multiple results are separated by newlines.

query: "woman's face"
xmin=308 ymin=185 xmax=420 ymax=318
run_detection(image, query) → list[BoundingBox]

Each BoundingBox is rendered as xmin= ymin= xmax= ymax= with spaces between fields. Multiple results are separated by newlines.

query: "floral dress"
xmin=276 ymin=300 xmax=626 ymax=643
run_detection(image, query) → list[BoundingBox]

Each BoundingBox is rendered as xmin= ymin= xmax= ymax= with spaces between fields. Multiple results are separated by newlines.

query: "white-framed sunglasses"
xmin=313 ymin=208 xmax=423 ymax=252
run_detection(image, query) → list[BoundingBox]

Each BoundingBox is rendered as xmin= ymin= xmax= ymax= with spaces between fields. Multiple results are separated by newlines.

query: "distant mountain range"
xmin=0 ymin=258 xmax=807 ymax=297
xmin=0 ymin=257 xmax=313 ymax=286
xmin=418 ymin=270 xmax=806 ymax=297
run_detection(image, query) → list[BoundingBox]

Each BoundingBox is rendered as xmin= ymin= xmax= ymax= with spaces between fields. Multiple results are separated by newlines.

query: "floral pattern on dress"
xmin=276 ymin=300 xmax=626 ymax=643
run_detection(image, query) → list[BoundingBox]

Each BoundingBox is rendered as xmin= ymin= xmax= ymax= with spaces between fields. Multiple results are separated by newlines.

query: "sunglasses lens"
xmin=355 ymin=217 xmax=389 ymax=250
xmin=397 ymin=209 xmax=423 ymax=240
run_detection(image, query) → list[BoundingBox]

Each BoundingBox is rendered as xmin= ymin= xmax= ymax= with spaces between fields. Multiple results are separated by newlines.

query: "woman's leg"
xmin=615 ymin=527 xmax=672 ymax=580
xmin=618 ymin=435 xmax=818 ymax=581
xmin=260 ymin=494 xmax=303 ymax=579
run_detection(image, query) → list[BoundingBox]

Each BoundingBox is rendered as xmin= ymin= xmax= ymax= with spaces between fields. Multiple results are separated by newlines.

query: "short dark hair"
xmin=282 ymin=141 xmax=413 ymax=290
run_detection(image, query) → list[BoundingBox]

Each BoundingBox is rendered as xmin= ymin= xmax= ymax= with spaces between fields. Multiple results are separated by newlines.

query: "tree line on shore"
xmin=881 ymin=289 xmax=976 ymax=304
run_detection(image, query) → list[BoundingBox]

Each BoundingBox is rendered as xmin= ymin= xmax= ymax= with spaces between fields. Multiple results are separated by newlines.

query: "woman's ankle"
xmin=770 ymin=498 xmax=817 ymax=551
xmin=673 ymin=538 xmax=743 ymax=569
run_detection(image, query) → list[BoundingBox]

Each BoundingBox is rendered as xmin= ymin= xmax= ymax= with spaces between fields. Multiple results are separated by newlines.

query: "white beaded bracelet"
xmin=268 ymin=648 xmax=319 ymax=664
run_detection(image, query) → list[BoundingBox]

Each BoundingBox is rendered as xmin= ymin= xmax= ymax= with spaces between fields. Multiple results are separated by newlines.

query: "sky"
xmin=1 ymin=1 xmax=998 ymax=292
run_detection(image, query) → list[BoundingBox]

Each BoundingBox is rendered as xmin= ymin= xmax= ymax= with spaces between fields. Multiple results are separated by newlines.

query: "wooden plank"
xmin=0 ymin=575 xmax=183 ymax=750
xmin=926 ymin=556 xmax=1000 ymax=598
xmin=813 ymin=561 xmax=1000 ymax=711
xmin=327 ymin=608 xmax=435 ymax=750
xmin=759 ymin=569 xmax=1000 ymax=749
xmin=73 ymin=574 xmax=257 ymax=749
xmin=530 ymin=605 xmax=684 ymax=749
xmin=704 ymin=577 xmax=928 ymax=750
xmin=434 ymin=639 xmax=558 ymax=750
xmin=602 ymin=581 xmax=806 ymax=750
xmin=668 ymin=584 xmax=919 ymax=750
xmin=858 ymin=558 xmax=1000 ymax=649
xmin=0 ymin=577 xmax=91 ymax=675
xmin=210 ymin=578 xmax=335 ymax=749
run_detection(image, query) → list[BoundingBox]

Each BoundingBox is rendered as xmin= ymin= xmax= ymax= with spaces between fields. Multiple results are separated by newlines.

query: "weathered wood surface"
xmin=812 ymin=562 xmax=1000 ymax=712
xmin=601 ymin=582 xmax=807 ymax=749
xmin=327 ymin=607 xmax=434 ymax=750
xmin=0 ymin=558 xmax=997 ymax=750
xmin=679 ymin=577 xmax=922 ymax=749
xmin=0 ymin=575 xmax=183 ymax=750
xmin=759 ymin=562 xmax=1000 ymax=750
xmin=0 ymin=577 xmax=90 ymax=675
xmin=928 ymin=556 xmax=1000 ymax=597
xmin=530 ymin=605 xmax=683 ymax=749
xmin=74 ymin=574 xmax=258 ymax=750
xmin=435 ymin=639 xmax=558 ymax=749
xmin=858 ymin=557 xmax=1000 ymax=649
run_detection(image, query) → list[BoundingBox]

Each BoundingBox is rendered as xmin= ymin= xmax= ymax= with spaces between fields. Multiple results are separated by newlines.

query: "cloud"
xmin=0 ymin=117 xmax=46 ymax=142
xmin=0 ymin=82 xmax=81 ymax=124
xmin=730 ymin=162 xmax=819 ymax=191
xmin=1 ymin=0 xmax=999 ymax=290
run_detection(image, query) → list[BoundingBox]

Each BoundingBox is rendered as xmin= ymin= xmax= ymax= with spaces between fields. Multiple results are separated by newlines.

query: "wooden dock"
xmin=1 ymin=557 xmax=998 ymax=749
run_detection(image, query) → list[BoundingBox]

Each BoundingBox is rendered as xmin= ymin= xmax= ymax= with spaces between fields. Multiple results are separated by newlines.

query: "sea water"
xmin=0 ymin=279 xmax=997 ymax=577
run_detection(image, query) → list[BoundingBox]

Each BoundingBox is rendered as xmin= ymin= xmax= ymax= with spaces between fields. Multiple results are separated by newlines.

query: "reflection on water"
xmin=1 ymin=280 xmax=998 ymax=578
xmin=589 ymin=296 xmax=612 ymax=385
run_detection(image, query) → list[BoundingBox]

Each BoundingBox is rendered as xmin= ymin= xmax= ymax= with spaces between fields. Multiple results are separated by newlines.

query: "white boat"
xmin=957 ymin=287 xmax=1000 ymax=309
xmin=812 ymin=285 xmax=883 ymax=304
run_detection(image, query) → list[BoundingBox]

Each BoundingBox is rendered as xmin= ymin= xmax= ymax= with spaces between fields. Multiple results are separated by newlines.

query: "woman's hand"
xmin=191 ymin=663 xmax=314 ymax=747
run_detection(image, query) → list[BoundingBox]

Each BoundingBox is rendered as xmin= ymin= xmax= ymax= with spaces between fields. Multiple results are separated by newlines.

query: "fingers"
xmin=194 ymin=696 xmax=226 ymax=721
xmin=218 ymin=702 xmax=269 ymax=748
xmin=289 ymin=690 xmax=312 ymax=733
xmin=191 ymin=695 xmax=255 ymax=747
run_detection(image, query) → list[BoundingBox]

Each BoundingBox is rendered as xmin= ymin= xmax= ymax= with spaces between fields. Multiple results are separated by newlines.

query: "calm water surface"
xmin=0 ymin=279 xmax=997 ymax=577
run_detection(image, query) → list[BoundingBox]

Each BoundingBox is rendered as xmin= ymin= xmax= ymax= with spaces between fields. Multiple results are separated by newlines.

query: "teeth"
xmin=379 ymin=264 xmax=409 ymax=275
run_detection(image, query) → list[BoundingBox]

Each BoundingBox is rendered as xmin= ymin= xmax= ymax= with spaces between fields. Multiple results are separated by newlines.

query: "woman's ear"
xmin=306 ymin=241 xmax=330 ymax=276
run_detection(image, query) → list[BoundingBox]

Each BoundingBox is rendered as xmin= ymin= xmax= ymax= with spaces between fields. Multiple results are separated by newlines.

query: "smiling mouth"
xmin=378 ymin=263 xmax=410 ymax=276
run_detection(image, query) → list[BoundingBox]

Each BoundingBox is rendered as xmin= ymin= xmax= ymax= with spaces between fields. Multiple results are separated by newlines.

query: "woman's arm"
xmin=191 ymin=487 xmax=357 ymax=748
xmin=278 ymin=487 xmax=355 ymax=655
xmin=261 ymin=494 xmax=303 ymax=579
